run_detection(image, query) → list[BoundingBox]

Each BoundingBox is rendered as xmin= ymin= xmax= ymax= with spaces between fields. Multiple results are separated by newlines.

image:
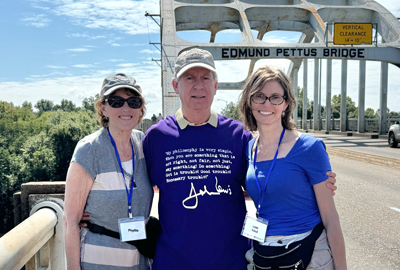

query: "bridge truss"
xmin=159 ymin=0 xmax=400 ymax=134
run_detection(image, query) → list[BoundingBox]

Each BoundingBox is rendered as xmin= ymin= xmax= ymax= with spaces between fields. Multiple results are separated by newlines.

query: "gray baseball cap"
xmin=100 ymin=73 xmax=142 ymax=97
xmin=174 ymin=48 xmax=217 ymax=80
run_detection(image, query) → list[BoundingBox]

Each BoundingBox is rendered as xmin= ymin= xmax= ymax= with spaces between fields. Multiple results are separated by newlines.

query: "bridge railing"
xmin=0 ymin=199 xmax=65 ymax=270
xmin=297 ymin=118 xmax=400 ymax=132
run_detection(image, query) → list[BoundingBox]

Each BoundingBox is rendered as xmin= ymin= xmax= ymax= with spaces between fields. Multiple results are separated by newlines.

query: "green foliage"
xmin=35 ymin=98 xmax=84 ymax=115
xmin=46 ymin=111 xmax=98 ymax=180
xmin=330 ymin=96 xmax=397 ymax=119
xmin=19 ymin=132 xmax=57 ymax=182
xmin=0 ymin=147 xmax=15 ymax=232
xmin=35 ymin=99 xmax=54 ymax=116
xmin=53 ymin=99 xmax=78 ymax=112
xmin=348 ymin=109 xmax=358 ymax=118
xmin=220 ymin=101 xmax=240 ymax=121
xmin=388 ymin=110 xmax=400 ymax=118
xmin=365 ymin=108 xmax=378 ymax=118
xmin=82 ymin=94 xmax=99 ymax=113
xmin=22 ymin=101 xmax=32 ymax=110
xmin=0 ymin=97 xmax=99 ymax=233
xmin=0 ymin=101 xmax=39 ymax=153
xmin=331 ymin=94 xmax=357 ymax=119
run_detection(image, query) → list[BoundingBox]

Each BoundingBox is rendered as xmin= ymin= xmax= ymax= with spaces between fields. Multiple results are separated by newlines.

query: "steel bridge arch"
xmin=159 ymin=0 xmax=400 ymax=134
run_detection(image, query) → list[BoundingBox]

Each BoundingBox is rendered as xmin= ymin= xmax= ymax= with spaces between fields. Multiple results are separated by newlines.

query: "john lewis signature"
xmin=182 ymin=177 xmax=232 ymax=209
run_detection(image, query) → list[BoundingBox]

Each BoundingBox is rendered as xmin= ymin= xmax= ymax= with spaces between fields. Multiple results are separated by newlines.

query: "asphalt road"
xmin=329 ymin=154 xmax=400 ymax=269
xmin=307 ymin=131 xmax=400 ymax=161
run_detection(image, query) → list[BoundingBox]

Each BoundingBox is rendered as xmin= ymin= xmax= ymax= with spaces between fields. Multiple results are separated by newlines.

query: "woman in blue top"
xmin=239 ymin=66 xmax=346 ymax=270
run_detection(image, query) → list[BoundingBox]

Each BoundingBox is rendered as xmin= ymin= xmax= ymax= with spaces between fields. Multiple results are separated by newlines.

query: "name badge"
xmin=118 ymin=216 xmax=146 ymax=242
xmin=241 ymin=213 xmax=268 ymax=243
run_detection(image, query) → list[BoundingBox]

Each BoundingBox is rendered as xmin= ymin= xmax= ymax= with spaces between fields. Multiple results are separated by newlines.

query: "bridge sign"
xmin=334 ymin=23 xmax=373 ymax=45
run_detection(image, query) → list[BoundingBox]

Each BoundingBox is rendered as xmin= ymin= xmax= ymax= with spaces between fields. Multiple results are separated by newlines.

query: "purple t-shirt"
xmin=143 ymin=115 xmax=252 ymax=270
xmin=246 ymin=133 xmax=331 ymax=236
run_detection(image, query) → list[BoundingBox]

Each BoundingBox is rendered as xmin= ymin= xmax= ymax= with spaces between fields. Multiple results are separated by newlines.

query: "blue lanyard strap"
xmin=107 ymin=128 xmax=136 ymax=218
xmin=253 ymin=128 xmax=285 ymax=216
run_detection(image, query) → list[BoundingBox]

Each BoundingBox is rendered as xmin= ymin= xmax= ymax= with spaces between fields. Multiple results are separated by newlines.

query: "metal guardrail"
xmin=0 ymin=199 xmax=65 ymax=270
xmin=297 ymin=118 xmax=400 ymax=132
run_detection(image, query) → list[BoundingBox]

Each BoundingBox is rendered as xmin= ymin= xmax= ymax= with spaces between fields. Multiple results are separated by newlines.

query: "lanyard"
xmin=253 ymin=128 xmax=285 ymax=217
xmin=107 ymin=128 xmax=136 ymax=218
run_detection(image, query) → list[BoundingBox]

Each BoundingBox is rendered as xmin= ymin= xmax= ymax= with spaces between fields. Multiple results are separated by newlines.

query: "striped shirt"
xmin=72 ymin=128 xmax=153 ymax=270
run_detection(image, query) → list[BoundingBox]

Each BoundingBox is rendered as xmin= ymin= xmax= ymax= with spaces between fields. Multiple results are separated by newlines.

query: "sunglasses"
xmin=251 ymin=93 xmax=286 ymax=105
xmin=105 ymin=96 xmax=143 ymax=109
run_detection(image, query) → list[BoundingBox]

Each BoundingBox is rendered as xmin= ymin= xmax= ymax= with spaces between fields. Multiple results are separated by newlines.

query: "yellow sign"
xmin=334 ymin=23 xmax=373 ymax=45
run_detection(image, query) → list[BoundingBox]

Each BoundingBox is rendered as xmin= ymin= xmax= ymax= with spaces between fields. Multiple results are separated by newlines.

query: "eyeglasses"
xmin=105 ymin=96 xmax=143 ymax=109
xmin=251 ymin=92 xmax=286 ymax=105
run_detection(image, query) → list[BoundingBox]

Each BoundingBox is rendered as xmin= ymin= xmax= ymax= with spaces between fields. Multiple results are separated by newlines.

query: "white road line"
xmin=389 ymin=207 xmax=400 ymax=213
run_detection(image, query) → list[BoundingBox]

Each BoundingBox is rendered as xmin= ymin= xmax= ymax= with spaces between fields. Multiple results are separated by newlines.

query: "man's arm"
xmin=326 ymin=171 xmax=337 ymax=196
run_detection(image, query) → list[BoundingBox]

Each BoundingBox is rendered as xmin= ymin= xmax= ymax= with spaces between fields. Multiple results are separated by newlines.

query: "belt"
xmin=85 ymin=221 xmax=120 ymax=239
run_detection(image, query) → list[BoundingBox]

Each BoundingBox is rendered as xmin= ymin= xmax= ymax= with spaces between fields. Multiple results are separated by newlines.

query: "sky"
xmin=1 ymin=0 xmax=400 ymax=118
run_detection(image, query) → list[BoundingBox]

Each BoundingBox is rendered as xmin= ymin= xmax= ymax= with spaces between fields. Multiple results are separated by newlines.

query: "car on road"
xmin=388 ymin=121 xmax=400 ymax=148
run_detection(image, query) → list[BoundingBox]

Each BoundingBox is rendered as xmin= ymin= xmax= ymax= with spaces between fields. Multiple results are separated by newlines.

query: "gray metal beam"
xmin=302 ymin=59 xmax=308 ymax=131
xmin=358 ymin=60 xmax=366 ymax=133
xmin=313 ymin=58 xmax=319 ymax=130
xmin=340 ymin=60 xmax=347 ymax=132
xmin=293 ymin=67 xmax=299 ymax=126
xmin=326 ymin=59 xmax=332 ymax=132
xmin=379 ymin=61 xmax=388 ymax=135
xmin=205 ymin=46 xmax=400 ymax=65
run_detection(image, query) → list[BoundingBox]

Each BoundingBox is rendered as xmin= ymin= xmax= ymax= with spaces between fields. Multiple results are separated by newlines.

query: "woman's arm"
xmin=64 ymin=162 xmax=94 ymax=270
xmin=313 ymin=182 xmax=347 ymax=270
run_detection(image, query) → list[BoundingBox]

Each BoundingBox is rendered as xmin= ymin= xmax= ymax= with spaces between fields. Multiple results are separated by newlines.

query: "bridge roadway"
xmin=309 ymin=132 xmax=400 ymax=269
xmin=307 ymin=131 xmax=400 ymax=163
xmin=150 ymin=132 xmax=400 ymax=269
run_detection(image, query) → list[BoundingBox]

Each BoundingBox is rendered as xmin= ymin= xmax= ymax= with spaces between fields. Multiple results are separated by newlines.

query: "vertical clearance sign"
xmin=334 ymin=23 xmax=373 ymax=45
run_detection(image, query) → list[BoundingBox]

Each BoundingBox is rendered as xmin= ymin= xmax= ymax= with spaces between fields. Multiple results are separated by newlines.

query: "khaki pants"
xmin=246 ymin=229 xmax=334 ymax=270
xmin=307 ymin=229 xmax=334 ymax=270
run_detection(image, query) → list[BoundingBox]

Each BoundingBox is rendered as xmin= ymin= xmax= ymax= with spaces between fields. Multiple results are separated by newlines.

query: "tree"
xmin=82 ymin=94 xmax=99 ymax=113
xmin=348 ymin=109 xmax=358 ymax=119
xmin=35 ymin=99 xmax=54 ymax=116
xmin=19 ymin=132 xmax=56 ymax=182
xmin=331 ymin=94 xmax=357 ymax=119
xmin=46 ymin=110 xmax=99 ymax=181
xmin=53 ymin=99 xmax=77 ymax=112
xmin=0 ymin=147 xmax=14 ymax=232
xmin=388 ymin=110 xmax=400 ymax=118
xmin=0 ymin=98 xmax=101 ymax=234
xmin=22 ymin=101 xmax=32 ymax=110
xmin=0 ymin=101 xmax=40 ymax=153
xmin=372 ymin=108 xmax=400 ymax=119
xmin=220 ymin=101 xmax=240 ymax=121
xmin=365 ymin=108 xmax=378 ymax=118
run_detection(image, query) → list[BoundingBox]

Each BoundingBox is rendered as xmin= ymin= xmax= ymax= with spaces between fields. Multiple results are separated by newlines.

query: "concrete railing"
xmin=0 ymin=199 xmax=65 ymax=270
